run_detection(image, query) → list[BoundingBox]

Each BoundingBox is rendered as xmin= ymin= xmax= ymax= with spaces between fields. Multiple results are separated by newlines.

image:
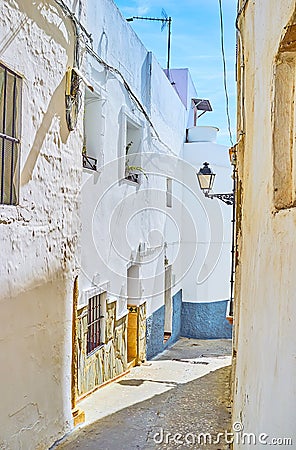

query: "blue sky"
xmin=113 ymin=0 xmax=237 ymax=147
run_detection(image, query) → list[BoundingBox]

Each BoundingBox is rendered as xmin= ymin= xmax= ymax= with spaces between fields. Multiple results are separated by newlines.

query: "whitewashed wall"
xmin=182 ymin=126 xmax=232 ymax=303
xmin=0 ymin=1 xmax=83 ymax=448
xmin=79 ymin=0 xmax=188 ymax=320
xmin=233 ymin=0 xmax=296 ymax=446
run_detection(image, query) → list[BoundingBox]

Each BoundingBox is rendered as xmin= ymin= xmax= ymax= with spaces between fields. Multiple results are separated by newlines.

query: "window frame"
xmin=166 ymin=177 xmax=173 ymax=208
xmin=0 ymin=62 xmax=22 ymax=205
xmin=120 ymin=107 xmax=144 ymax=185
xmin=87 ymin=293 xmax=105 ymax=355
xmin=82 ymin=87 xmax=104 ymax=172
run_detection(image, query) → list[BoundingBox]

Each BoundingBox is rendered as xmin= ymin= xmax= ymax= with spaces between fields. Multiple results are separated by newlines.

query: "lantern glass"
xmin=196 ymin=162 xmax=216 ymax=193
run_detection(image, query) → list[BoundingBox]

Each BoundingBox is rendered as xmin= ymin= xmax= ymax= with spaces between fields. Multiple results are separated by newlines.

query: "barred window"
xmin=87 ymin=294 xmax=104 ymax=354
xmin=82 ymin=88 xmax=101 ymax=171
xmin=125 ymin=118 xmax=142 ymax=184
xmin=0 ymin=63 xmax=22 ymax=205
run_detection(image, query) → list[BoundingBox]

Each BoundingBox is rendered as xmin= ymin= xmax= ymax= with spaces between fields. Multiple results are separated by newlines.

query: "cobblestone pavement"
xmin=56 ymin=339 xmax=232 ymax=450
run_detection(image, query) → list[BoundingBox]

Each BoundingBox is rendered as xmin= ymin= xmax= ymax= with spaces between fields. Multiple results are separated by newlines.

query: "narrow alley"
xmin=54 ymin=338 xmax=232 ymax=450
xmin=2 ymin=1 xmax=296 ymax=448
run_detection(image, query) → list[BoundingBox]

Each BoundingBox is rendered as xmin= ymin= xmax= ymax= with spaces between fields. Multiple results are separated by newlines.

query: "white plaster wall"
xmin=166 ymin=68 xmax=198 ymax=128
xmin=150 ymin=55 xmax=187 ymax=151
xmin=185 ymin=71 xmax=199 ymax=124
xmin=233 ymin=0 xmax=296 ymax=446
xmin=87 ymin=0 xmax=150 ymax=104
xmin=181 ymin=128 xmax=232 ymax=303
xmin=0 ymin=1 xmax=83 ymax=448
xmin=79 ymin=0 xmax=188 ymax=320
xmin=166 ymin=69 xmax=189 ymax=108
xmin=80 ymin=0 xmax=230 ymax=322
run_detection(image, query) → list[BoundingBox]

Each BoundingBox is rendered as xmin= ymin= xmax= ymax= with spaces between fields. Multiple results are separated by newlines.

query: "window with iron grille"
xmin=82 ymin=88 xmax=102 ymax=171
xmin=87 ymin=294 xmax=104 ymax=354
xmin=0 ymin=63 xmax=22 ymax=205
xmin=125 ymin=118 xmax=142 ymax=183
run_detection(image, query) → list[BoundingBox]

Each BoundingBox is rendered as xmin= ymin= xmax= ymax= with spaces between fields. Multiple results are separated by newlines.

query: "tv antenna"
xmin=127 ymin=9 xmax=172 ymax=70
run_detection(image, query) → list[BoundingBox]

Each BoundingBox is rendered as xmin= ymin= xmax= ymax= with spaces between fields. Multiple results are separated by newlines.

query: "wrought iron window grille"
xmin=0 ymin=63 xmax=22 ymax=205
xmin=87 ymin=294 xmax=103 ymax=355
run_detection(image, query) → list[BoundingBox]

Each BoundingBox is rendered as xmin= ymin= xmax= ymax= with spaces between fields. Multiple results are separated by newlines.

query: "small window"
xmin=87 ymin=294 xmax=104 ymax=354
xmin=166 ymin=178 xmax=172 ymax=207
xmin=125 ymin=119 xmax=142 ymax=183
xmin=82 ymin=89 xmax=102 ymax=171
xmin=0 ymin=63 xmax=22 ymax=205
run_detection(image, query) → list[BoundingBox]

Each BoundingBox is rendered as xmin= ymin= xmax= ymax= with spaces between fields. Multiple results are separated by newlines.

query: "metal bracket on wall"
xmin=205 ymin=192 xmax=234 ymax=206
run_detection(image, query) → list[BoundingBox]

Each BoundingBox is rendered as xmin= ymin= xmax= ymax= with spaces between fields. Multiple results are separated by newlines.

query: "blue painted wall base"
xmin=181 ymin=300 xmax=232 ymax=339
xmin=146 ymin=290 xmax=182 ymax=360
xmin=146 ymin=292 xmax=232 ymax=360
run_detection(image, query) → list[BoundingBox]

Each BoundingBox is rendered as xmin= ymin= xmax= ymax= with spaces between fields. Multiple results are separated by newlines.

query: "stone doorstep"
xmin=72 ymin=407 xmax=85 ymax=427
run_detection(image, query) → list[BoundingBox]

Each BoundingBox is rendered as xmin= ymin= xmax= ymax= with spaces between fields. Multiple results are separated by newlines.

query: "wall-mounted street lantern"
xmin=196 ymin=162 xmax=234 ymax=206
xmin=197 ymin=160 xmax=236 ymax=321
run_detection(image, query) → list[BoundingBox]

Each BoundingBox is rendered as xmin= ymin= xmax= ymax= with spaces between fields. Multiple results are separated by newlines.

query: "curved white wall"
xmin=187 ymin=126 xmax=219 ymax=143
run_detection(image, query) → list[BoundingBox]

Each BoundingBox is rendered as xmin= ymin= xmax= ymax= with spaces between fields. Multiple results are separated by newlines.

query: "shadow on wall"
xmin=21 ymin=77 xmax=71 ymax=185
xmin=9 ymin=0 xmax=74 ymax=184
xmin=141 ymin=52 xmax=152 ymax=115
xmin=146 ymin=291 xmax=232 ymax=360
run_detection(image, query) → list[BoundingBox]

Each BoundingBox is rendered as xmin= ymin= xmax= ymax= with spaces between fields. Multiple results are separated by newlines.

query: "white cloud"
xmin=135 ymin=0 xmax=150 ymax=15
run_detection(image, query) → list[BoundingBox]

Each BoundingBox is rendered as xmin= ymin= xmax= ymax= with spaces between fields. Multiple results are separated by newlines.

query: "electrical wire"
xmin=228 ymin=0 xmax=250 ymax=318
xmin=85 ymin=44 xmax=160 ymax=140
xmin=53 ymin=0 xmax=93 ymax=68
xmin=218 ymin=0 xmax=234 ymax=147
xmin=53 ymin=0 xmax=92 ymax=129
xmin=85 ymin=43 xmax=177 ymax=155
xmin=54 ymin=0 xmax=92 ymax=44
xmin=53 ymin=0 xmax=178 ymax=154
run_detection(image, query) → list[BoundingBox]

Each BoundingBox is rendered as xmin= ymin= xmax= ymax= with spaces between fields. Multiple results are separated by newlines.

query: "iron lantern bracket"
xmin=205 ymin=192 xmax=234 ymax=206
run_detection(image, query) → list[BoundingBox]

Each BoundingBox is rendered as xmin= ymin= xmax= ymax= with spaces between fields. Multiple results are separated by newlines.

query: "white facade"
xmin=182 ymin=126 xmax=232 ymax=304
xmin=233 ymin=0 xmax=296 ymax=446
xmin=0 ymin=0 xmax=84 ymax=449
xmin=79 ymin=2 xmax=190 ymax=317
xmin=79 ymin=9 xmax=233 ymax=358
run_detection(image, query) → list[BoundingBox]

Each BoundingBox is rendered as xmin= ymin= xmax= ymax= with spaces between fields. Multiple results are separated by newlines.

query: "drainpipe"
xmin=229 ymin=166 xmax=236 ymax=318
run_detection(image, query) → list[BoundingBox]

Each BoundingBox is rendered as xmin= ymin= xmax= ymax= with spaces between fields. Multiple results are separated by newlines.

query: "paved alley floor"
xmin=56 ymin=338 xmax=232 ymax=449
